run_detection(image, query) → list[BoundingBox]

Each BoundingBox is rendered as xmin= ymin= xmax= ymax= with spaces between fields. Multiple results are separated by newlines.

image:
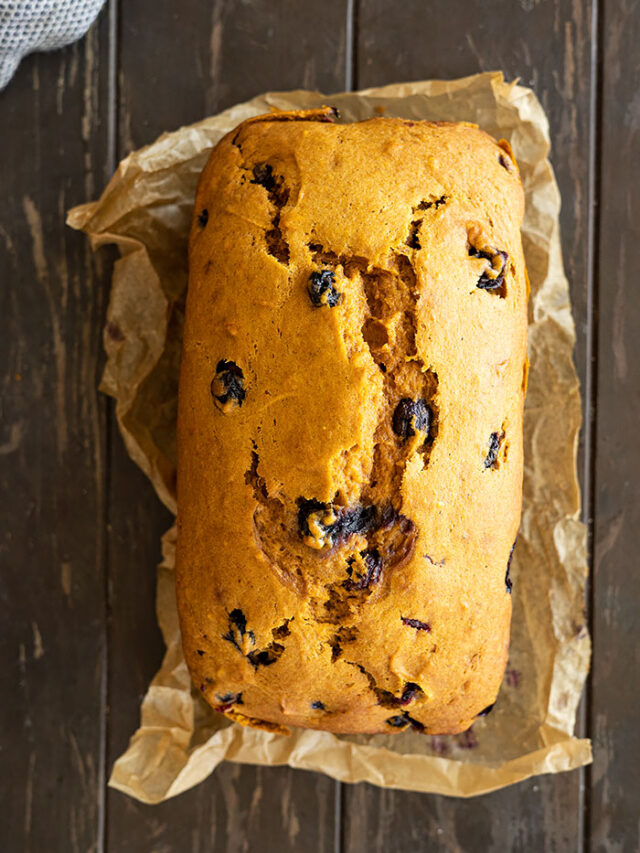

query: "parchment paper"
xmin=68 ymin=71 xmax=591 ymax=801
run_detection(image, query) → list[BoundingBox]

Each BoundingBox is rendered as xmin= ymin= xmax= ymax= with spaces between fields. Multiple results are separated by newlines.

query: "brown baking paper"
xmin=68 ymin=71 xmax=591 ymax=801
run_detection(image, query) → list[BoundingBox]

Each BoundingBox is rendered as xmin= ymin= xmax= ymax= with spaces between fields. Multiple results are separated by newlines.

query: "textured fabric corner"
xmin=0 ymin=0 xmax=106 ymax=89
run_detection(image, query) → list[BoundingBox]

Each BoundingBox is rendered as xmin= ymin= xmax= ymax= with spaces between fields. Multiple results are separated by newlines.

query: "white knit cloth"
xmin=0 ymin=0 xmax=106 ymax=89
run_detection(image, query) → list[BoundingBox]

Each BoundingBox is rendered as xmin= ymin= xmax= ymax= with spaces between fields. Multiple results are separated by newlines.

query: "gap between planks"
xmin=582 ymin=0 xmax=604 ymax=850
xmin=100 ymin=2 xmax=121 ymax=852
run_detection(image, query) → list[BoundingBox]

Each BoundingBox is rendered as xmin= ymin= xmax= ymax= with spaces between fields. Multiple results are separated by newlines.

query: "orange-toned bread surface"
xmin=176 ymin=107 xmax=527 ymax=736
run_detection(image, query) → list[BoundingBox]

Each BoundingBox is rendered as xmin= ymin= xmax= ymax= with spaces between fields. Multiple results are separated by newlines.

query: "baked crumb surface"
xmin=176 ymin=107 xmax=527 ymax=736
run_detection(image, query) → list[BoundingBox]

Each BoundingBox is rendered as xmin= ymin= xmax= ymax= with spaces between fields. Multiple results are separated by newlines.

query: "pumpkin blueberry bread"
xmin=176 ymin=106 xmax=528 ymax=736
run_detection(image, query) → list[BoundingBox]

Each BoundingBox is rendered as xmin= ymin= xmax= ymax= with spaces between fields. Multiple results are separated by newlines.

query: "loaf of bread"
xmin=176 ymin=107 xmax=528 ymax=736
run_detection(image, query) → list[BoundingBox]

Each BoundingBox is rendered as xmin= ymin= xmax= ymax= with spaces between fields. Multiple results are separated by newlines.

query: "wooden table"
xmin=1 ymin=1 xmax=638 ymax=850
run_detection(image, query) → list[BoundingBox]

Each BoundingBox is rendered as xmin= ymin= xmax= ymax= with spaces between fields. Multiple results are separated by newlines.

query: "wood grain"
xmin=4 ymin=0 xmax=640 ymax=847
xmin=106 ymin=2 xmax=349 ymax=850
xmin=345 ymin=1 xmax=595 ymax=850
xmin=0 ymin=15 xmax=112 ymax=853
xmin=589 ymin=0 xmax=640 ymax=850
xmin=117 ymin=0 xmax=350 ymax=154
xmin=343 ymin=776 xmax=584 ymax=852
xmin=106 ymin=762 xmax=337 ymax=853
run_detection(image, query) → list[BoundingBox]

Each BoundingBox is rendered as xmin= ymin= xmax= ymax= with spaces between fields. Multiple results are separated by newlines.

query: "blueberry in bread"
xmin=177 ymin=106 xmax=528 ymax=735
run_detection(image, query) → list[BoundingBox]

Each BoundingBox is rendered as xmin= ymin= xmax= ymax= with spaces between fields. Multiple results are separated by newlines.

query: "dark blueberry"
xmin=197 ymin=208 xmax=208 ymax=227
xmin=477 ymin=702 xmax=495 ymax=717
xmin=484 ymin=431 xmax=503 ymax=468
xmin=297 ymin=498 xmax=335 ymax=548
xmin=386 ymin=715 xmax=410 ymax=728
xmin=311 ymin=701 xmax=325 ymax=710
xmin=229 ymin=608 xmax=247 ymax=634
xmin=505 ymin=540 xmax=516 ymax=593
xmin=223 ymin=609 xmax=286 ymax=667
xmin=478 ymin=263 xmax=508 ymax=290
xmin=298 ymin=499 xmax=377 ymax=549
xmin=221 ymin=608 xmax=254 ymax=651
xmin=392 ymin=398 xmax=432 ymax=440
xmin=308 ymin=269 xmax=341 ymax=307
xmin=401 ymin=616 xmax=431 ymax=632
xmin=297 ymin=498 xmax=330 ymax=530
xmin=250 ymin=163 xmax=276 ymax=192
xmin=469 ymin=246 xmax=508 ymax=291
xmin=376 ymin=682 xmax=423 ymax=708
xmin=338 ymin=505 xmax=377 ymax=538
xmin=216 ymin=692 xmax=243 ymax=705
xmin=343 ymin=549 xmax=383 ymax=591
xmin=385 ymin=712 xmax=424 ymax=732
xmin=247 ymin=643 xmax=285 ymax=668
xmin=211 ymin=360 xmax=245 ymax=412
xmin=196 ymin=649 xmax=205 ymax=656
xmin=399 ymin=683 xmax=422 ymax=706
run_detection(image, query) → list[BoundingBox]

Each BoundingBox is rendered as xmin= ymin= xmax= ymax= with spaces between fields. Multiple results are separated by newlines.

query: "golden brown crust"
xmin=176 ymin=109 xmax=527 ymax=736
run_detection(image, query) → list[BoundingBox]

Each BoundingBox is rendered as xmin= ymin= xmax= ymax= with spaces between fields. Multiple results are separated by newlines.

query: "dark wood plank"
xmin=117 ymin=0 xmax=350 ymax=154
xmin=106 ymin=2 xmax=348 ymax=850
xmin=0 ymin=14 xmax=112 ymax=853
xmin=588 ymin=0 xmax=640 ymax=849
xmin=345 ymin=1 xmax=594 ymax=850
xmin=108 ymin=760 xmax=337 ymax=853
xmin=343 ymin=777 xmax=581 ymax=853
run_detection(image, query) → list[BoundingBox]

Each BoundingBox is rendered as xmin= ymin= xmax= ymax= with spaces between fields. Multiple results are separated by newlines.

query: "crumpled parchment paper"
xmin=68 ymin=71 xmax=591 ymax=801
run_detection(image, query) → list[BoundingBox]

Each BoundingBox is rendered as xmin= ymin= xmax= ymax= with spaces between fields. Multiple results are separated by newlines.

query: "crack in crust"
xmin=347 ymin=661 xmax=425 ymax=710
xmin=249 ymin=163 xmax=290 ymax=264
xmin=309 ymin=247 xmax=440 ymax=485
xmin=236 ymin=209 xmax=444 ymax=729
xmin=467 ymin=225 xmax=508 ymax=297
xmin=220 ymin=606 xmax=293 ymax=669
xmin=230 ymin=114 xmax=342 ymax=266
xmin=244 ymin=246 xmax=437 ymax=632
xmin=406 ymin=195 xmax=447 ymax=249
